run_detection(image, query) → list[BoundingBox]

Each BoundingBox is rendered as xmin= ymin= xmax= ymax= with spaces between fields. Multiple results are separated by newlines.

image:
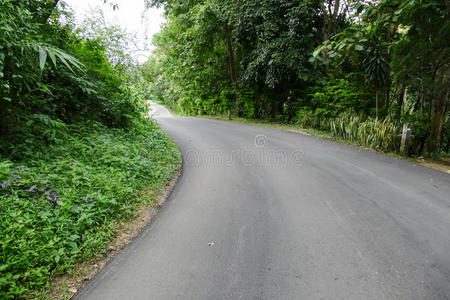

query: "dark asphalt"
xmin=75 ymin=106 xmax=450 ymax=299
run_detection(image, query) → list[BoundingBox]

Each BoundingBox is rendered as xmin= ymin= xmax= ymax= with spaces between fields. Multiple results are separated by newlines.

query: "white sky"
xmin=64 ymin=0 xmax=165 ymax=63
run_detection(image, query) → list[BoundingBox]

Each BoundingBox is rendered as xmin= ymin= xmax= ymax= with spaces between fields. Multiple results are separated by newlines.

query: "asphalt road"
xmin=75 ymin=103 xmax=450 ymax=300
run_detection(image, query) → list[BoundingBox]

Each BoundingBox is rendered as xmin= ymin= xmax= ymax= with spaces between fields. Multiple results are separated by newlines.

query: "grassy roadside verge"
xmin=196 ymin=114 xmax=450 ymax=173
xmin=0 ymin=120 xmax=181 ymax=299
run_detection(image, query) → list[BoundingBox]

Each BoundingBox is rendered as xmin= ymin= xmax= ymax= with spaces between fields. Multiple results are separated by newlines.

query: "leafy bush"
xmin=0 ymin=121 xmax=180 ymax=299
xmin=405 ymin=111 xmax=430 ymax=155
xmin=295 ymin=110 xmax=322 ymax=129
xmin=0 ymin=1 xmax=144 ymax=145
xmin=309 ymin=73 xmax=373 ymax=118
xmin=238 ymin=88 xmax=256 ymax=119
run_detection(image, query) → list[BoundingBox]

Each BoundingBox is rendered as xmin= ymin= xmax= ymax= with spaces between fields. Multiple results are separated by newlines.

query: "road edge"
xmin=195 ymin=115 xmax=450 ymax=174
xmin=47 ymin=161 xmax=183 ymax=299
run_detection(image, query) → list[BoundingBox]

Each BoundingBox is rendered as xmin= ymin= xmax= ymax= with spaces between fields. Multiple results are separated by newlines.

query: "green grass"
xmin=0 ymin=121 xmax=181 ymax=299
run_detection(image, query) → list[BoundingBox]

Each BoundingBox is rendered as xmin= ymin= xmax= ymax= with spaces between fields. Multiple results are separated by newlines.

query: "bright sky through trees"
xmin=65 ymin=0 xmax=164 ymax=62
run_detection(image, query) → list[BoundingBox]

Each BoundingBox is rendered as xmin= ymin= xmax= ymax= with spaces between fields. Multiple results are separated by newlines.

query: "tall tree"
xmin=387 ymin=0 xmax=450 ymax=153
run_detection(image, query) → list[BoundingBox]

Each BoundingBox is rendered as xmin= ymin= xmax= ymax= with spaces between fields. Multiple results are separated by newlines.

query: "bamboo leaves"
xmin=37 ymin=45 xmax=84 ymax=72
xmin=39 ymin=47 xmax=47 ymax=71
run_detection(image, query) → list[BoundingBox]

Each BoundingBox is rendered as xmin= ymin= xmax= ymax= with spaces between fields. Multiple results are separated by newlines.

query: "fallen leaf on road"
xmin=208 ymin=242 xmax=214 ymax=246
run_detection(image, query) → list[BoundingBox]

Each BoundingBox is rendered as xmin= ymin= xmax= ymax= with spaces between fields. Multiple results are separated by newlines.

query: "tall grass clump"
xmin=328 ymin=114 xmax=401 ymax=152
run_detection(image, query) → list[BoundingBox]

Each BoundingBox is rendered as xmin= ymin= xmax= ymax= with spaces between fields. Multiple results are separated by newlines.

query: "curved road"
xmin=76 ymin=103 xmax=450 ymax=299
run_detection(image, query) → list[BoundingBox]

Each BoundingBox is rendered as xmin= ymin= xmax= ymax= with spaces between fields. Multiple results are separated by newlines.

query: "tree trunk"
xmin=375 ymin=90 xmax=379 ymax=119
xmin=234 ymin=81 xmax=240 ymax=117
xmin=224 ymin=21 xmax=240 ymax=117
xmin=400 ymin=123 xmax=411 ymax=155
xmin=400 ymin=87 xmax=410 ymax=155
xmin=424 ymin=94 xmax=448 ymax=154
xmin=320 ymin=0 xmax=340 ymax=58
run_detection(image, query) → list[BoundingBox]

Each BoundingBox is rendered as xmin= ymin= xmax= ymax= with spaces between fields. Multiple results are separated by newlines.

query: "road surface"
xmin=147 ymin=101 xmax=173 ymax=118
xmin=75 ymin=103 xmax=450 ymax=299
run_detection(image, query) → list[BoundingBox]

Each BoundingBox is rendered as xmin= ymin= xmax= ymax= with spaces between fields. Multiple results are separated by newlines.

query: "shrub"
xmin=295 ymin=110 xmax=322 ymax=129
xmin=406 ymin=111 xmax=430 ymax=155
xmin=309 ymin=73 xmax=374 ymax=118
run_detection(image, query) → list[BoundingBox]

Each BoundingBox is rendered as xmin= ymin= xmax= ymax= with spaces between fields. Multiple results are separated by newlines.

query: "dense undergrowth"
xmin=0 ymin=121 xmax=180 ymax=299
xmin=0 ymin=1 xmax=181 ymax=298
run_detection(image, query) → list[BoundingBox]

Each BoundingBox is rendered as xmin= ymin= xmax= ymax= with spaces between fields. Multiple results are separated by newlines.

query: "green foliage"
xmin=76 ymin=7 xmax=138 ymax=69
xmin=238 ymin=0 xmax=322 ymax=89
xmin=0 ymin=0 xmax=144 ymax=143
xmin=0 ymin=1 xmax=182 ymax=297
xmin=327 ymin=114 xmax=401 ymax=152
xmin=406 ymin=111 xmax=431 ymax=155
xmin=309 ymin=72 xmax=373 ymax=118
xmin=145 ymin=0 xmax=449 ymax=155
xmin=387 ymin=0 xmax=449 ymax=153
xmin=238 ymin=88 xmax=257 ymax=119
xmin=293 ymin=108 xmax=402 ymax=152
xmin=295 ymin=110 xmax=401 ymax=152
xmin=295 ymin=110 xmax=322 ymax=129
xmin=144 ymin=0 xmax=324 ymax=119
xmin=0 ymin=121 xmax=180 ymax=299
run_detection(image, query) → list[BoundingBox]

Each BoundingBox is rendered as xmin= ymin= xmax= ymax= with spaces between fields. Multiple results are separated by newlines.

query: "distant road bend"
xmin=76 ymin=102 xmax=450 ymax=299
